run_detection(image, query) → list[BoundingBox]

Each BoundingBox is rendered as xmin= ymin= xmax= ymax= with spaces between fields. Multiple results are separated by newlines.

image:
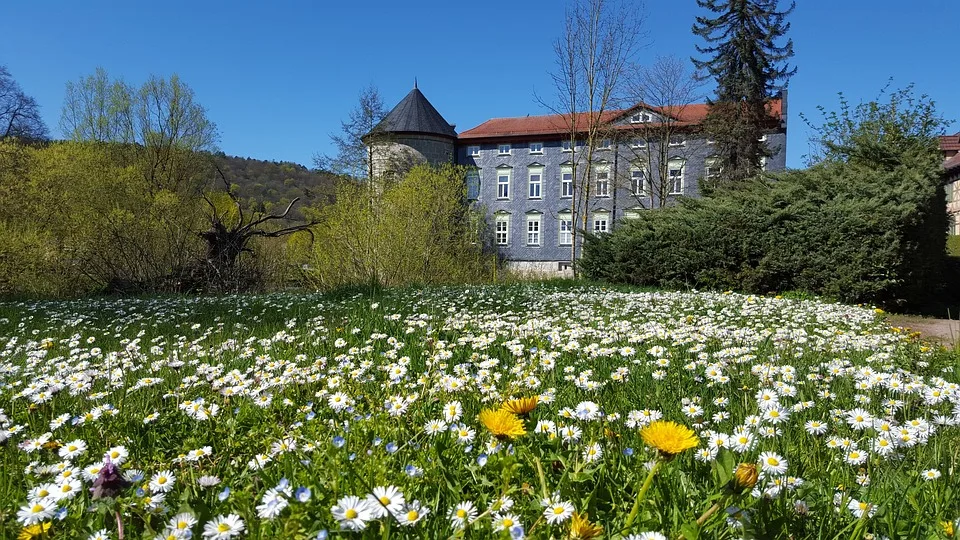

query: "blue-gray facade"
xmin=455 ymin=129 xmax=787 ymax=266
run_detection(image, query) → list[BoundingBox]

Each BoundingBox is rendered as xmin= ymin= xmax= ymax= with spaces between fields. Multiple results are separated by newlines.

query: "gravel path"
xmin=887 ymin=315 xmax=960 ymax=347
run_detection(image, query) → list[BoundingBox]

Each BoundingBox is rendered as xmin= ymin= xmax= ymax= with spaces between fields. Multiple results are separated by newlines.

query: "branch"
xmin=240 ymin=197 xmax=301 ymax=234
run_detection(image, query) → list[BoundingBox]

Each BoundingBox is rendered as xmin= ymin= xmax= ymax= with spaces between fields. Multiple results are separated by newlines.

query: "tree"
xmin=541 ymin=0 xmax=645 ymax=276
xmin=621 ymin=55 xmax=706 ymax=209
xmin=0 ymin=66 xmax=48 ymax=141
xmin=315 ymin=84 xmax=387 ymax=179
xmin=692 ymin=0 xmax=795 ymax=186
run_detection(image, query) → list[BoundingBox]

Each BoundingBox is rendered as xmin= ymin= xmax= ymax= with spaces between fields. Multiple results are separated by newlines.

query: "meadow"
xmin=1 ymin=284 xmax=958 ymax=539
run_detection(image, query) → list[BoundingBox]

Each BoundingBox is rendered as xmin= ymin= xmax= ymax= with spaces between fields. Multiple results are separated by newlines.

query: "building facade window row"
xmin=493 ymin=212 xmax=615 ymax=247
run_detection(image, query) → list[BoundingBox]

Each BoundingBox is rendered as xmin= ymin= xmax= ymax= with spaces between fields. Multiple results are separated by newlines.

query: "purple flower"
xmin=90 ymin=459 xmax=130 ymax=499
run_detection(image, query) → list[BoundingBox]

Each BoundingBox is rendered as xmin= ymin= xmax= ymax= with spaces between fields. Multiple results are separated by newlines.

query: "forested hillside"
xmin=214 ymin=153 xmax=337 ymax=220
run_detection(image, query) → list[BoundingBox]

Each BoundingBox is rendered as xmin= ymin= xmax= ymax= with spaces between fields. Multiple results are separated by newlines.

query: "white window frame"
xmin=528 ymin=168 xmax=543 ymax=199
xmin=526 ymin=215 xmax=541 ymax=247
xmin=467 ymin=145 xmax=480 ymax=157
xmin=593 ymin=213 xmax=609 ymax=234
xmin=561 ymin=140 xmax=573 ymax=152
xmin=630 ymin=113 xmax=642 ymax=123
xmin=498 ymin=143 xmax=511 ymax=156
xmin=668 ymin=136 xmax=685 ymax=147
xmin=529 ymin=142 xmax=543 ymax=154
xmin=631 ymin=138 xmax=646 ymax=148
xmin=495 ymin=214 xmax=510 ymax=245
xmin=466 ymin=168 xmax=481 ymax=200
xmin=595 ymin=167 xmax=610 ymax=198
xmin=704 ymin=157 xmax=721 ymax=183
xmin=598 ymin=139 xmax=612 ymax=150
xmin=561 ymin=168 xmax=573 ymax=198
xmin=668 ymin=159 xmax=685 ymax=195
xmin=497 ymin=170 xmax=511 ymax=200
xmin=624 ymin=209 xmax=641 ymax=220
xmin=631 ymin=166 xmax=646 ymax=195
xmin=558 ymin=215 xmax=573 ymax=246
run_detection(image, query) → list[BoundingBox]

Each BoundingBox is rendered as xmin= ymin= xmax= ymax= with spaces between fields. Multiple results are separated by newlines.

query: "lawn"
xmin=1 ymin=284 xmax=958 ymax=539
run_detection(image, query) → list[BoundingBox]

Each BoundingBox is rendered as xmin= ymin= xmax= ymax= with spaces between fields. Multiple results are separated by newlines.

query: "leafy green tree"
xmin=692 ymin=0 xmax=795 ymax=186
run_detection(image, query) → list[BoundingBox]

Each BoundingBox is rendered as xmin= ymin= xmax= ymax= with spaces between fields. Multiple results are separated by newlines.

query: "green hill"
xmin=213 ymin=153 xmax=337 ymax=220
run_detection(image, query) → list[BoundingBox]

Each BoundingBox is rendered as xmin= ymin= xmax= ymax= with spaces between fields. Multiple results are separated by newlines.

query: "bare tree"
xmin=200 ymin=167 xmax=316 ymax=289
xmin=0 ymin=66 xmax=48 ymax=141
xmin=620 ymin=55 xmax=706 ymax=209
xmin=315 ymin=84 xmax=388 ymax=180
xmin=539 ymin=0 xmax=645 ymax=277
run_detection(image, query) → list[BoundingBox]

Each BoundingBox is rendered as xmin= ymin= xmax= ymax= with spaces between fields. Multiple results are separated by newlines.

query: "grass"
xmin=1 ymin=284 xmax=959 ymax=539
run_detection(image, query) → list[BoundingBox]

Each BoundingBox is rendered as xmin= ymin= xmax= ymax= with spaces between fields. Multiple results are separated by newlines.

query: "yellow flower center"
xmin=553 ymin=507 xmax=565 ymax=515
xmin=503 ymin=518 xmax=514 ymax=527
xmin=406 ymin=510 xmax=419 ymax=521
xmin=456 ymin=509 xmax=467 ymax=518
xmin=31 ymin=504 xmax=43 ymax=512
xmin=379 ymin=496 xmax=390 ymax=505
xmin=345 ymin=509 xmax=359 ymax=520
xmin=217 ymin=523 xmax=230 ymax=532
xmin=768 ymin=458 xmax=780 ymax=466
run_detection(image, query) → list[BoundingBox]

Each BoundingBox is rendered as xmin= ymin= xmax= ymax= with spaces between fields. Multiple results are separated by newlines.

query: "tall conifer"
xmin=692 ymin=0 xmax=795 ymax=187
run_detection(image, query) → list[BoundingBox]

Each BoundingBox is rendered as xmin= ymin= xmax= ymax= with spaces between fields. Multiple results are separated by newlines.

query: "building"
xmin=942 ymin=133 xmax=960 ymax=235
xmin=368 ymin=86 xmax=788 ymax=274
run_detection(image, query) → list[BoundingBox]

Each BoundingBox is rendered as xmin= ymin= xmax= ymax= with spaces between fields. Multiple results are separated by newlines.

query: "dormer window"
xmin=529 ymin=142 xmax=543 ymax=154
xmin=498 ymin=144 xmax=511 ymax=156
xmin=467 ymin=145 xmax=480 ymax=157
xmin=561 ymin=140 xmax=573 ymax=152
xmin=630 ymin=112 xmax=652 ymax=123
xmin=598 ymin=139 xmax=612 ymax=150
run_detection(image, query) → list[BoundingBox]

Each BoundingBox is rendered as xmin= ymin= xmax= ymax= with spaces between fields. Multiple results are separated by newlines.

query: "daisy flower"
xmin=17 ymin=498 xmax=56 ymax=526
xmin=449 ymin=501 xmax=478 ymax=529
xmin=149 ymin=471 xmax=176 ymax=493
xmin=396 ymin=500 xmax=429 ymax=526
xmin=332 ymin=496 xmax=373 ymax=531
xmin=758 ymin=452 xmax=788 ymax=475
xmin=921 ymin=469 xmax=941 ymax=480
xmin=202 ymin=514 xmax=245 ymax=539
xmin=366 ymin=485 xmax=405 ymax=518
xmin=542 ymin=499 xmax=575 ymax=524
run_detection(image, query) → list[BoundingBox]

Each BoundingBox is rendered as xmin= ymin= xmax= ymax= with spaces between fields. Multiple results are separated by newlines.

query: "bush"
xmin=306 ymin=164 xmax=496 ymax=289
xmin=582 ymin=157 xmax=947 ymax=309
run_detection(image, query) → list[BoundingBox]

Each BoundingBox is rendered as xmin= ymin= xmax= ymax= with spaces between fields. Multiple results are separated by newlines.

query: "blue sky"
xmin=3 ymin=1 xmax=957 ymax=169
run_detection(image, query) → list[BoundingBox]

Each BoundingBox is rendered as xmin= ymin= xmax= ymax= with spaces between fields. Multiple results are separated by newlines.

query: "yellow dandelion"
xmin=19 ymin=523 xmax=51 ymax=540
xmin=568 ymin=512 xmax=603 ymax=539
xmin=942 ymin=520 xmax=955 ymax=537
xmin=479 ymin=409 xmax=526 ymax=440
xmin=501 ymin=396 xmax=538 ymax=415
xmin=640 ymin=420 xmax=699 ymax=458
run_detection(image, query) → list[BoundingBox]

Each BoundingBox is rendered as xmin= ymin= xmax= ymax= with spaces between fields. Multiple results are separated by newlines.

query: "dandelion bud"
xmin=731 ymin=463 xmax=759 ymax=493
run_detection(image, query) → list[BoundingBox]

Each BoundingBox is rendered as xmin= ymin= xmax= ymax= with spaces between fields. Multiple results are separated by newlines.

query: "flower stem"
xmin=534 ymin=456 xmax=549 ymax=500
xmin=115 ymin=509 xmax=125 ymax=540
xmin=622 ymin=460 xmax=662 ymax=532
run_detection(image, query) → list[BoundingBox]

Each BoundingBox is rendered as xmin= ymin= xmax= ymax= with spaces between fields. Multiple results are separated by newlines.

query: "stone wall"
xmin=370 ymin=134 xmax=455 ymax=178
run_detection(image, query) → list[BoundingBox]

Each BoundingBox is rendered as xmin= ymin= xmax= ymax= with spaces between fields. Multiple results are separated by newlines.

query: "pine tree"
xmin=692 ymin=0 xmax=795 ymax=187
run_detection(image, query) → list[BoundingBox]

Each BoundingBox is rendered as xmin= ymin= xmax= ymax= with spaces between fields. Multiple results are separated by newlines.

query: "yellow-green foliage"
xmin=307 ymin=164 xmax=494 ymax=288
xmin=0 ymin=140 xmax=207 ymax=295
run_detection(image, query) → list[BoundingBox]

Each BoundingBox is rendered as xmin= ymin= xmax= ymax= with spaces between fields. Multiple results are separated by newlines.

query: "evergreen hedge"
xmin=580 ymin=154 xmax=949 ymax=309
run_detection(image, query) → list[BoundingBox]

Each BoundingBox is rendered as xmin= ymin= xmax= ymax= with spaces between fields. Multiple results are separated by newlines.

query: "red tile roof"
xmin=458 ymin=99 xmax=783 ymax=140
xmin=945 ymin=153 xmax=960 ymax=173
xmin=941 ymin=133 xmax=960 ymax=152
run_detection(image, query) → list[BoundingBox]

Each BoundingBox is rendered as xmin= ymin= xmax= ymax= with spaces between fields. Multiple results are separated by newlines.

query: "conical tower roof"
xmin=369 ymin=85 xmax=457 ymax=140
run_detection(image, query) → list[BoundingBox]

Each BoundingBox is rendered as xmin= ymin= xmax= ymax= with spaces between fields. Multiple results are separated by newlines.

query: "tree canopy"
xmin=0 ymin=66 xmax=48 ymax=141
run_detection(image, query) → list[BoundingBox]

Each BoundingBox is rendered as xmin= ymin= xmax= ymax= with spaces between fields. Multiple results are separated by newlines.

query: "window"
xmin=598 ymin=139 xmax=611 ymax=150
xmin=561 ymin=140 xmax=573 ymax=152
xmin=467 ymin=145 xmax=480 ymax=157
xmin=630 ymin=112 xmax=652 ymax=123
xmin=704 ymin=158 xmax=721 ymax=183
xmin=631 ymin=166 xmax=646 ymax=194
xmin=624 ymin=209 xmax=641 ymax=220
xmin=706 ymin=137 xmax=716 ymax=145
xmin=760 ymin=156 xmax=767 ymax=170
xmin=595 ymin=169 xmax=609 ymax=197
xmin=528 ymin=168 xmax=542 ymax=199
xmin=495 ymin=215 xmax=510 ymax=245
xmin=529 ymin=142 xmax=543 ymax=154
xmin=559 ymin=215 xmax=573 ymax=245
xmin=561 ymin=168 xmax=573 ymax=198
xmin=466 ymin=169 xmax=481 ymax=200
xmin=759 ymin=134 xmax=768 ymax=142
xmin=593 ymin=213 xmax=609 ymax=234
xmin=498 ymin=144 xmax=511 ymax=155
xmin=526 ymin=215 xmax=541 ymax=246
xmin=668 ymin=159 xmax=685 ymax=194
xmin=669 ymin=136 xmax=685 ymax=147
xmin=497 ymin=170 xmax=511 ymax=199
xmin=631 ymin=138 xmax=646 ymax=148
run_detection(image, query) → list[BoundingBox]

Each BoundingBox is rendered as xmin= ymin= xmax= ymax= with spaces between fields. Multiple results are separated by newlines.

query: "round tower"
xmin=364 ymin=83 xmax=457 ymax=179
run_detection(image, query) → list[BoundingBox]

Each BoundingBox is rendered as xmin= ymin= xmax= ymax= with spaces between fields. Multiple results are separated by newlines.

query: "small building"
xmin=368 ymin=85 xmax=788 ymax=274
xmin=942 ymin=133 xmax=960 ymax=235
